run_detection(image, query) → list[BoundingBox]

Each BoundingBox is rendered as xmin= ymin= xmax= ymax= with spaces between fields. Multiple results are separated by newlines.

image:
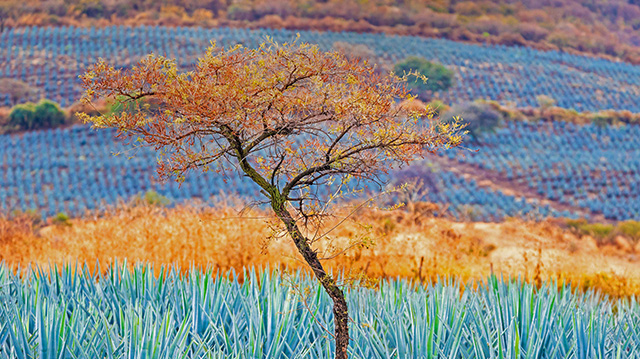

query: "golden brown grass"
xmin=2 ymin=202 xmax=640 ymax=298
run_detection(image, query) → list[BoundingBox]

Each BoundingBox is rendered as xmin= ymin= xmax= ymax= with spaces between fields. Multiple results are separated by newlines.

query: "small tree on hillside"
xmin=79 ymin=40 xmax=464 ymax=358
xmin=442 ymin=101 xmax=502 ymax=141
xmin=394 ymin=56 xmax=454 ymax=100
xmin=332 ymin=41 xmax=376 ymax=64
xmin=0 ymin=78 xmax=36 ymax=105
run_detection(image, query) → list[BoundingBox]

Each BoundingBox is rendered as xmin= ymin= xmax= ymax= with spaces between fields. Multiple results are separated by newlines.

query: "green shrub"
xmin=617 ymin=221 xmax=640 ymax=242
xmin=581 ymin=223 xmax=615 ymax=241
xmin=566 ymin=218 xmax=588 ymax=231
xmin=8 ymin=100 xmax=66 ymax=131
xmin=140 ymin=190 xmax=171 ymax=206
xmin=34 ymin=100 xmax=66 ymax=127
xmin=52 ymin=212 xmax=71 ymax=226
xmin=567 ymin=219 xmax=615 ymax=243
xmin=394 ymin=57 xmax=454 ymax=99
xmin=73 ymin=0 xmax=105 ymax=18
xmin=8 ymin=103 xmax=36 ymax=130
xmin=566 ymin=219 xmax=640 ymax=244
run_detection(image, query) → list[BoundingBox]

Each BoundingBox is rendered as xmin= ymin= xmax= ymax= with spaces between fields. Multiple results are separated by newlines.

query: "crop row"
xmin=0 ymin=123 xmax=575 ymax=222
xmin=439 ymin=120 xmax=640 ymax=221
xmin=1 ymin=263 xmax=640 ymax=358
xmin=3 ymin=118 xmax=635 ymax=222
xmin=2 ymin=25 xmax=640 ymax=111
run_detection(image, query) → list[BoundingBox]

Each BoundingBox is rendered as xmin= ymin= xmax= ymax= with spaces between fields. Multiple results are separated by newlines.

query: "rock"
xmin=581 ymin=235 xmax=599 ymax=251
xmin=37 ymin=225 xmax=55 ymax=238
xmin=634 ymin=240 xmax=640 ymax=253
xmin=614 ymin=236 xmax=632 ymax=252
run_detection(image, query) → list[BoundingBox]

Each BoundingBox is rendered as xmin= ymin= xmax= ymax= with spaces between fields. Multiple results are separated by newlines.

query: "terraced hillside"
xmin=3 ymin=118 xmax=638 ymax=222
xmin=1 ymin=26 xmax=640 ymax=223
xmin=2 ymin=26 xmax=640 ymax=112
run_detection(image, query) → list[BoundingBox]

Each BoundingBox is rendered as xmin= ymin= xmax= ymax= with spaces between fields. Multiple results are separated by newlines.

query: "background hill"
xmin=4 ymin=0 xmax=640 ymax=64
xmin=2 ymin=26 xmax=640 ymax=224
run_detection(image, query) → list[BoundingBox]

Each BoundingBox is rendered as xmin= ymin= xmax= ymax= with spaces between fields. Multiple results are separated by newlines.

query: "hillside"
xmin=3 ymin=25 xmax=640 ymax=112
xmin=4 ymin=0 xmax=640 ymax=65
xmin=3 ymin=102 xmax=640 ymax=223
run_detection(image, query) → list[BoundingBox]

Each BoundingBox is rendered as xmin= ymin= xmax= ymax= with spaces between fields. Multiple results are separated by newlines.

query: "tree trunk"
xmin=273 ymin=204 xmax=349 ymax=359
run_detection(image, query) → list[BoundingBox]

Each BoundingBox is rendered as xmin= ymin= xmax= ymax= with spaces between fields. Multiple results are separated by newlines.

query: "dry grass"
xmin=2 ymin=202 xmax=640 ymax=298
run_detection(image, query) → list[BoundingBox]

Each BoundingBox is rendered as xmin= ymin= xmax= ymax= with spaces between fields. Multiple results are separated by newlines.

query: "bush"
xmin=139 ymin=190 xmax=171 ymax=206
xmin=394 ymin=57 xmax=454 ymax=99
xmin=34 ymin=100 xmax=66 ymax=127
xmin=8 ymin=100 xmax=66 ymax=131
xmin=617 ymin=221 xmax=640 ymax=242
xmin=73 ymin=0 xmax=105 ymax=18
xmin=566 ymin=219 xmax=615 ymax=243
xmin=581 ymin=223 xmax=615 ymax=240
xmin=8 ymin=103 xmax=36 ymax=130
xmin=441 ymin=101 xmax=502 ymax=140
xmin=52 ymin=212 xmax=71 ymax=226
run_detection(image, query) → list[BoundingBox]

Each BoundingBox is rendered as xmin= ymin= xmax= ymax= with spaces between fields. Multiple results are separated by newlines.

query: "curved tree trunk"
xmin=272 ymin=203 xmax=349 ymax=359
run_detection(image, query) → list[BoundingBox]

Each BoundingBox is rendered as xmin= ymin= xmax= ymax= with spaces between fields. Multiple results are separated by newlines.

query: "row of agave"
xmin=1 ymin=261 xmax=639 ymax=358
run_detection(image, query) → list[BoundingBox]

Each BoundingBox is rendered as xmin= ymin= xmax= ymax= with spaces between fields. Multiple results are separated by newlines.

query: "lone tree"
xmin=0 ymin=78 xmax=36 ymax=106
xmin=80 ymin=39 xmax=464 ymax=358
xmin=394 ymin=56 xmax=454 ymax=100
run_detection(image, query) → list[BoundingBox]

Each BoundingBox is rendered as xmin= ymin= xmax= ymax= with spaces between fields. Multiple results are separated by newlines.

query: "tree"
xmin=79 ymin=39 xmax=464 ymax=358
xmin=442 ymin=101 xmax=502 ymax=141
xmin=0 ymin=78 xmax=36 ymax=106
xmin=0 ymin=1 xmax=17 ymax=33
xmin=393 ymin=56 xmax=454 ymax=100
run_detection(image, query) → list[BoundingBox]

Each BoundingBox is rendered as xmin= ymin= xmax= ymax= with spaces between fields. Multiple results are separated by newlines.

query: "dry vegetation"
xmin=3 ymin=200 xmax=640 ymax=298
xmin=3 ymin=0 xmax=640 ymax=64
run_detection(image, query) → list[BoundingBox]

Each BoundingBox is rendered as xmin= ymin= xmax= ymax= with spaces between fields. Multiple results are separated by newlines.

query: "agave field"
xmin=0 ymin=123 xmax=577 ymax=221
xmin=0 ymin=263 xmax=639 ymax=358
xmin=2 ymin=25 xmax=640 ymax=222
xmin=3 ymin=118 xmax=638 ymax=222
xmin=439 ymin=121 xmax=640 ymax=221
xmin=2 ymin=25 xmax=640 ymax=112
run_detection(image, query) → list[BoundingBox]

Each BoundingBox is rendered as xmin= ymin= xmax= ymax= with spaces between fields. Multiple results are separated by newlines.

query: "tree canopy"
xmin=394 ymin=56 xmax=454 ymax=98
xmin=80 ymin=39 xmax=464 ymax=358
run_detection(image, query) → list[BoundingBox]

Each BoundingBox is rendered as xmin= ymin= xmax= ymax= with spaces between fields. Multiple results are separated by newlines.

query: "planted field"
xmin=2 ymin=26 xmax=640 ymax=112
xmin=436 ymin=121 xmax=640 ymax=221
xmin=1 ymin=263 xmax=640 ymax=358
xmin=4 ymin=118 xmax=640 ymax=221
xmin=3 ymin=25 xmax=640 ymax=222
xmin=0 ymin=123 xmax=560 ymax=220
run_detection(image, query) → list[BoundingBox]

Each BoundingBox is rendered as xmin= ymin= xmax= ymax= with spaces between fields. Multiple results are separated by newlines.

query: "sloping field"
xmin=2 ymin=26 xmax=640 ymax=222
xmin=434 ymin=120 xmax=640 ymax=221
xmin=0 ymin=123 xmax=555 ymax=220
xmin=3 ymin=118 xmax=640 ymax=222
xmin=2 ymin=26 xmax=640 ymax=112
xmin=2 ymin=263 xmax=640 ymax=358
